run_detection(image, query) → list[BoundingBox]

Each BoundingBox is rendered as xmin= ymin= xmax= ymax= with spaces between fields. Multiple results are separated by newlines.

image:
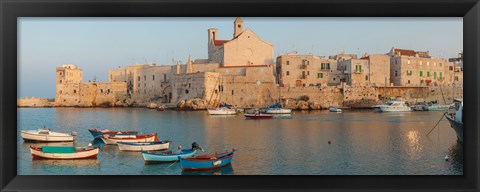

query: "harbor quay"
xmin=17 ymin=18 xmax=464 ymax=109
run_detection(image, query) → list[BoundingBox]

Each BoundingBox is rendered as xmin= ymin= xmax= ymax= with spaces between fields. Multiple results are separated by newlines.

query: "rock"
xmin=147 ymin=102 xmax=158 ymax=109
xmin=308 ymin=102 xmax=321 ymax=110
xmin=177 ymin=100 xmax=186 ymax=109
xmin=157 ymin=105 xmax=166 ymax=111
xmin=296 ymin=101 xmax=309 ymax=110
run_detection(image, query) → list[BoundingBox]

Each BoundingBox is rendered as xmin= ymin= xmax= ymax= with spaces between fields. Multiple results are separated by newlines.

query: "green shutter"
xmin=434 ymin=72 xmax=437 ymax=79
xmin=359 ymin=65 xmax=362 ymax=72
xmin=440 ymin=72 xmax=443 ymax=79
xmin=420 ymin=71 xmax=423 ymax=77
xmin=427 ymin=71 xmax=430 ymax=77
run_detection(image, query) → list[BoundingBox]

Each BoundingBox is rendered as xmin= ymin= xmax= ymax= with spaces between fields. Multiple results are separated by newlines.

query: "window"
xmin=189 ymin=83 xmax=191 ymax=88
xmin=185 ymin=90 xmax=189 ymax=94
xmin=440 ymin=72 xmax=443 ymax=80
xmin=164 ymin=74 xmax=167 ymax=82
xmin=153 ymin=75 xmax=155 ymax=80
xmin=321 ymin=63 xmax=330 ymax=70
xmin=420 ymin=71 xmax=423 ymax=77
xmin=286 ymin=61 xmax=289 ymax=65
xmin=420 ymin=61 xmax=423 ymax=65
xmin=427 ymin=61 xmax=430 ymax=66
xmin=365 ymin=75 xmax=368 ymax=80
xmin=434 ymin=72 xmax=437 ymax=79
xmin=307 ymin=71 xmax=310 ymax=76
xmin=286 ymin=71 xmax=290 ymax=76
xmin=144 ymin=75 xmax=146 ymax=81
xmin=427 ymin=71 xmax=430 ymax=77
xmin=60 ymin=72 xmax=63 ymax=76
xmin=232 ymin=90 xmax=234 ymax=95
xmin=73 ymin=90 xmax=76 ymax=94
xmin=138 ymin=76 xmax=140 ymax=81
xmin=101 ymin=89 xmax=103 ymax=93
xmin=355 ymin=65 xmax=362 ymax=73
xmin=59 ymin=90 xmax=62 ymax=94
xmin=407 ymin=60 xmax=410 ymax=64
xmin=439 ymin=63 xmax=442 ymax=67
xmin=317 ymin=73 xmax=323 ymax=78
xmin=455 ymin=76 xmax=459 ymax=81
xmin=59 ymin=80 xmax=62 ymax=83
xmin=449 ymin=66 xmax=454 ymax=71
xmin=395 ymin=71 xmax=398 ymax=77
xmin=408 ymin=80 xmax=411 ymax=84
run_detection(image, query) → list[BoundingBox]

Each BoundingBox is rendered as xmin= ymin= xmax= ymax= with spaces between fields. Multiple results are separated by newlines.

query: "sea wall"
xmin=17 ymin=97 xmax=54 ymax=107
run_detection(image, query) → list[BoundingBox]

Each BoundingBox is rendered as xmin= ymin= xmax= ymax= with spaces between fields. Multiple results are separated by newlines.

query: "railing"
xmin=300 ymin=64 xmax=307 ymax=69
xmin=299 ymin=74 xmax=307 ymax=79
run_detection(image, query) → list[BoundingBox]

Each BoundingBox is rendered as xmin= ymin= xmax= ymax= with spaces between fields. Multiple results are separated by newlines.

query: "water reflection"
xmin=31 ymin=159 xmax=99 ymax=167
xmin=181 ymin=164 xmax=234 ymax=175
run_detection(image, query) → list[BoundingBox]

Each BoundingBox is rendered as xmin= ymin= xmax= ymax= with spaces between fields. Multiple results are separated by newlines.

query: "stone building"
xmin=276 ymin=51 xmax=339 ymax=87
xmin=388 ymin=47 xmax=453 ymax=86
xmin=338 ymin=58 xmax=370 ymax=86
xmin=55 ymin=64 xmax=127 ymax=107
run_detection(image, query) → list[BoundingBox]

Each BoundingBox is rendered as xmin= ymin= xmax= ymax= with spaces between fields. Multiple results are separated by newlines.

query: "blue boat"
xmin=141 ymin=142 xmax=202 ymax=164
xmin=179 ymin=149 xmax=237 ymax=171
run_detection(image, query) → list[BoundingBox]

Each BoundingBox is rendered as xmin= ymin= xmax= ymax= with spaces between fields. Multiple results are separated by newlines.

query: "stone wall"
xmin=17 ymin=97 xmax=54 ymax=107
xmin=223 ymin=29 xmax=274 ymax=67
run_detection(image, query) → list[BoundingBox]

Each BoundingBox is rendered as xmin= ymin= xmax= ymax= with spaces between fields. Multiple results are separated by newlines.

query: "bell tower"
xmin=233 ymin=17 xmax=244 ymax=38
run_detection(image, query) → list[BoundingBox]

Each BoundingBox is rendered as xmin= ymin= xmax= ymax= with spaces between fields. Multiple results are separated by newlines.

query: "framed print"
xmin=1 ymin=0 xmax=479 ymax=191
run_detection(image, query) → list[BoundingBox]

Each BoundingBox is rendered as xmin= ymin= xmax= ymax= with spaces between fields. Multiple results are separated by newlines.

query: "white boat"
xmin=207 ymin=107 xmax=237 ymax=115
xmin=21 ymin=128 xmax=76 ymax=142
xmin=445 ymin=98 xmax=463 ymax=143
xmin=329 ymin=108 xmax=342 ymax=112
xmin=100 ymin=133 xmax=158 ymax=145
xmin=375 ymin=101 xmax=412 ymax=112
xmin=30 ymin=145 xmax=99 ymax=159
xmin=265 ymin=108 xmax=292 ymax=114
xmin=117 ymin=141 xmax=171 ymax=151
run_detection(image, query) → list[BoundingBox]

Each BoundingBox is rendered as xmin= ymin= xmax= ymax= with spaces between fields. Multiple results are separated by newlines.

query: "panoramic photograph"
xmin=17 ymin=17 xmax=463 ymax=175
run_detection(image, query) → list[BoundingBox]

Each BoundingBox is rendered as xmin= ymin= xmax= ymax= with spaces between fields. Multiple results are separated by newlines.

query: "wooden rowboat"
xmin=118 ymin=140 xmax=171 ymax=151
xmin=30 ymin=145 xmax=99 ymax=159
xmin=21 ymin=128 xmax=76 ymax=142
xmin=88 ymin=129 xmax=139 ymax=138
xmin=100 ymin=133 xmax=158 ymax=145
xmin=179 ymin=149 xmax=237 ymax=171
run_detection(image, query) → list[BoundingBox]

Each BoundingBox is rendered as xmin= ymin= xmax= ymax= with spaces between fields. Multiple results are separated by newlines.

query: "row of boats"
xmin=373 ymin=100 xmax=453 ymax=112
xmin=22 ymin=128 xmax=237 ymax=171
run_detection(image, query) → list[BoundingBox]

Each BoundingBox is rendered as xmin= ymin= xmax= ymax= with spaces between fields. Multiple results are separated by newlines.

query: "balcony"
xmin=354 ymin=69 xmax=363 ymax=74
xmin=300 ymin=64 xmax=308 ymax=69
xmin=299 ymin=74 xmax=307 ymax=79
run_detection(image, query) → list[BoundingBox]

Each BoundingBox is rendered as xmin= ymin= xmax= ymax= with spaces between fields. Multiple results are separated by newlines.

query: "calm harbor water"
xmin=17 ymin=108 xmax=463 ymax=175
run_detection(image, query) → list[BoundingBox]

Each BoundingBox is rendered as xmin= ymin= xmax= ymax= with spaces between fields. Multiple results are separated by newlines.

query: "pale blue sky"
xmin=18 ymin=17 xmax=462 ymax=98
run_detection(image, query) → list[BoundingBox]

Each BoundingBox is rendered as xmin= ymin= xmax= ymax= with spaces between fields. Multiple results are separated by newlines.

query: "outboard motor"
xmin=191 ymin=142 xmax=203 ymax=151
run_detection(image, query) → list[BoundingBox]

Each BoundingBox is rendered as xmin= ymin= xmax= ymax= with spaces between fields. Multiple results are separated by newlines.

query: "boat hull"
xmin=244 ymin=114 xmax=273 ymax=119
xmin=100 ymin=134 xmax=158 ymax=145
xmin=30 ymin=146 xmax=99 ymax=160
xmin=378 ymin=107 xmax=412 ymax=112
xmin=445 ymin=113 xmax=463 ymax=143
xmin=142 ymin=149 xmax=197 ymax=164
xmin=180 ymin=150 xmax=235 ymax=171
xmin=329 ymin=108 xmax=342 ymax=112
xmin=265 ymin=108 xmax=292 ymax=114
xmin=118 ymin=141 xmax=170 ymax=151
xmin=88 ymin=129 xmax=138 ymax=138
xmin=207 ymin=109 xmax=237 ymax=115
xmin=21 ymin=131 xmax=75 ymax=142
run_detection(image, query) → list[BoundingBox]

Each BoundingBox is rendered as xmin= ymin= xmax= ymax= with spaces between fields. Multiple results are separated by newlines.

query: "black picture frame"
xmin=1 ymin=0 xmax=479 ymax=191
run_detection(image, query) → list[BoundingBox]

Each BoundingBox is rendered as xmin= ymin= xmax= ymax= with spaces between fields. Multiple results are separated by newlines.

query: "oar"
xmin=164 ymin=160 xmax=178 ymax=170
xmin=426 ymin=113 xmax=445 ymax=137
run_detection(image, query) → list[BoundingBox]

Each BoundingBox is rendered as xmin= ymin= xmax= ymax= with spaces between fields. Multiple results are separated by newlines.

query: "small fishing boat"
xmin=21 ymin=128 xmax=77 ymax=142
xmin=329 ymin=108 xmax=342 ymax=112
xmin=100 ymin=133 xmax=158 ymax=145
xmin=179 ymin=149 xmax=237 ymax=171
xmin=30 ymin=145 xmax=99 ymax=159
xmin=374 ymin=101 xmax=412 ymax=112
xmin=117 ymin=140 xmax=171 ymax=151
xmin=244 ymin=114 xmax=273 ymax=119
xmin=426 ymin=103 xmax=453 ymax=111
xmin=142 ymin=142 xmax=202 ymax=164
xmin=88 ymin=129 xmax=139 ymax=138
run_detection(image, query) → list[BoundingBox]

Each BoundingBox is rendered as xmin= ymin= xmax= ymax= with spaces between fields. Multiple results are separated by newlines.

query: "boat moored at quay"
xmin=118 ymin=141 xmax=171 ymax=151
xmin=100 ymin=133 xmax=159 ymax=145
xmin=179 ymin=149 xmax=237 ymax=171
xmin=88 ymin=128 xmax=139 ymax=139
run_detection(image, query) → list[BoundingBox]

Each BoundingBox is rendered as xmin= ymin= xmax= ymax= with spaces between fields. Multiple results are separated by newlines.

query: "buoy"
xmin=328 ymin=140 xmax=332 ymax=144
xmin=445 ymin=155 xmax=449 ymax=161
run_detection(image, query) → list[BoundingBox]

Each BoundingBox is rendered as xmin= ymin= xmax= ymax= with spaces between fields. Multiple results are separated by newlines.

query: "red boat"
xmin=88 ymin=129 xmax=139 ymax=138
xmin=244 ymin=114 xmax=273 ymax=119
